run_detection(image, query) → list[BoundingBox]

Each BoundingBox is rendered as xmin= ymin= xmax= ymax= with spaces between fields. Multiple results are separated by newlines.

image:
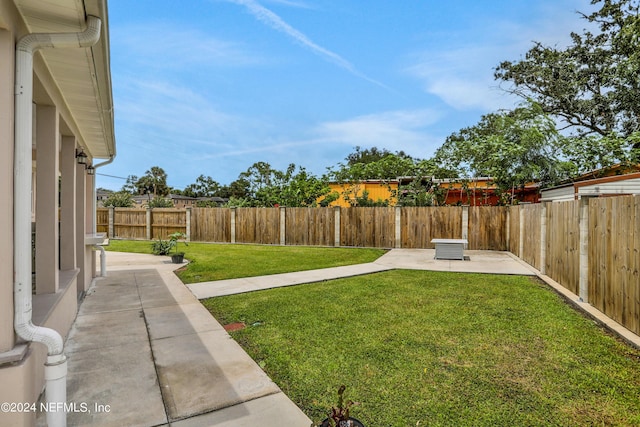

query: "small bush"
xmin=151 ymin=238 xmax=173 ymax=255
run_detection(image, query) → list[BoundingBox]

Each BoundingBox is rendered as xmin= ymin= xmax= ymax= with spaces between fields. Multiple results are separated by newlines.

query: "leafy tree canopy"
xmin=102 ymin=191 xmax=133 ymax=208
xmin=138 ymin=166 xmax=170 ymax=197
xmin=433 ymin=101 xmax=569 ymax=189
xmin=183 ymin=175 xmax=221 ymax=198
xmin=236 ymin=162 xmax=331 ymax=207
xmin=328 ymin=147 xmax=431 ymax=182
xmin=121 ymin=167 xmax=170 ymax=197
xmin=495 ymin=0 xmax=640 ymax=142
xmin=345 ymin=146 xmax=413 ymax=166
xmin=148 ymin=196 xmax=173 ymax=208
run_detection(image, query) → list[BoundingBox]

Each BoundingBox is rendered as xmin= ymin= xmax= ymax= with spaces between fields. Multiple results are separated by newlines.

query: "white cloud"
xmin=406 ymin=45 xmax=516 ymax=111
xmin=223 ymin=0 xmax=388 ymax=88
xmin=116 ymin=79 xmax=240 ymax=138
xmin=404 ymin=1 xmax=598 ymax=112
xmin=112 ymin=23 xmax=261 ymax=69
xmin=314 ymin=109 xmax=444 ymax=155
xmin=264 ymin=0 xmax=313 ymax=8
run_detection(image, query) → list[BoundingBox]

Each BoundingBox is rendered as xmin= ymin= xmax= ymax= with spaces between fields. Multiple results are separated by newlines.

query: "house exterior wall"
xmin=542 ymin=174 xmax=640 ymax=202
xmin=326 ymin=181 xmax=398 ymax=207
xmin=578 ymin=177 xmax=640 ymax=197
xmin=0 ymin=2 xmax=108 ymax=424
xmin=325 ymin=179 xmax=540 ymax=207
xmin=539 ymin=186 xmax=575 ymax=202
xmin=0 ymin=26 xmax=15 ymax=355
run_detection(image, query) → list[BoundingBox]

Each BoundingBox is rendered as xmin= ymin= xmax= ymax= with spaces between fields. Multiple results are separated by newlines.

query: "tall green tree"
xmin=238 ymin=162 xmax=330 ymax=207
xmin=345 ymin=146 xmax=413 ymax=166
xmin=121 ymin=175 xmax=138 ymax=194
xmin=433 ymin=102 xmax=568 ymax=191
xmin=137 ymin=166 xmax=169 ymax=198
xmin=183 ymin=175 xmax=221 ymax=198
xmin=495 ymin=0 xmax=640 ymax=144
xmin=239 ymin=161 xmax=278 ymax=200
xmin=218 ymin=178 xmax=250 ymax=200
xmin=268 ymin=166 xmax=330 ymax=207
xmin=328 ymin=148 xmax=419 ymax=182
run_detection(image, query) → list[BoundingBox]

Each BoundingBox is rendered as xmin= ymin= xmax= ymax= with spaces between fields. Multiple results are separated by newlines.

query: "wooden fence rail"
xmin=97 ymin=197 xmax=640 ymax=335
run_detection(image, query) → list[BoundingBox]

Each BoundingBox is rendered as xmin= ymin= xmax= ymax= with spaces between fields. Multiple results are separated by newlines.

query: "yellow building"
xmin=322 ymin=180 xmax=399 ymax=207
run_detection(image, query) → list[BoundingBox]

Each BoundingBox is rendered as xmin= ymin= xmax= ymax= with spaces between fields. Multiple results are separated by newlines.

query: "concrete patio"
xmin=41 ymin=248 xmax=639 ymax=426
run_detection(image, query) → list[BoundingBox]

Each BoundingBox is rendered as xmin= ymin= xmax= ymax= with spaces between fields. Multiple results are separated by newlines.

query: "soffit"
xmin=14 ymin=0 xmax=115 ymax=160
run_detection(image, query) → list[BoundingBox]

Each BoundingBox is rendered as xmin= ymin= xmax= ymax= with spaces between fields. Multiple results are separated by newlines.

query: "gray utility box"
xmin=431 ymin=238 xmax=468 ymax=260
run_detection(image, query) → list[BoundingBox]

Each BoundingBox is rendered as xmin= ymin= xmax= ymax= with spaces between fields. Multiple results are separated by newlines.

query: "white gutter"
xmin=14 ymin=16 xmax=102 ymax=427
xmin=92 ymin=155 xmax=114 ymax=277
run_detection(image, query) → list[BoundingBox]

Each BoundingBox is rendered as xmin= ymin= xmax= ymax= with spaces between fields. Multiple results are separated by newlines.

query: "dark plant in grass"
xmin=151 ymin=232 xmax=188 ymax=257
xmin=151 ymin=238 xmax=172 ymax=255
xmin=320 ymin=385 xmax=363 ymax=427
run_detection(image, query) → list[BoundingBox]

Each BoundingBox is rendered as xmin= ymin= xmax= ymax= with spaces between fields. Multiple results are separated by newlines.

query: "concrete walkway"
xmin=188 ymin=249 xmax=536 ymax=299
xmin=57 ymin=252 xmax=312 ymax=427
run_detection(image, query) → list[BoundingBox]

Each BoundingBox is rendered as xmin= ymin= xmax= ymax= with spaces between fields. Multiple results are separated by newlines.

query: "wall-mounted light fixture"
xmin=76 ymin=149 xmax=88 ymax=165
xmin=86 ymin=166 xmax=95 ymax=175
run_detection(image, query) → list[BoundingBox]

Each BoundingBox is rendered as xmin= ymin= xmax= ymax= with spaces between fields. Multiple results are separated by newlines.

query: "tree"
xmin=121 ymin=175 xmax=139 ymax=194
xmin=148 ymin=196 xmax=173 ymax=208
xmin=495 ymin=0 xmax=640 ymax=142
xmin=560 ymin=133 xmax=640 ymax=177
xmin=183 ymin=175 xmax=221 ymax=198
xmin=271 ymin=166 xmax=330 ymax=207
xmin=238 ymin=161 xmax=278 ymax=200
xmin=327 ymin=148 xmax=442 ymax=206
xmin=102 ymin=191 xmax=133 ymax=208
xmin=433 ymin=102 xmax=567 ymax=193
xmin=345 ymin=146 xmax=412 ymax=166
xmin=137 ymin=166 xmax=170 ymax=198
xmin=329 ymin=147 xmax=418 ymax=182
xmin=218 ymin=178 xmax=250 ymax=200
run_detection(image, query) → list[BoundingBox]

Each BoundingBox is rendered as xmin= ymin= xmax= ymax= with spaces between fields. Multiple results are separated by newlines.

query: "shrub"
xmin=103 ymin=191 xmax=133 ymax=207
xmin=151 ymin=238 xmax=173 ymax=255
xmin=148 ymin=197 xmax=173 ymax=208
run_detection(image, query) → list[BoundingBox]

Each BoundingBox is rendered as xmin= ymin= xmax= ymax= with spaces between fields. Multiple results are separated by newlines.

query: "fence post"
xmin=461 ymin=205 xmax=469 ymax=246
xmin=279 ymin=206 xmax=286 ymax=246
xmin=108 ymin=207 xmax=114 ymax=238
xmin=230 ymin=207 xmax=236 ymax=244
xmin=578 ymin=197 xmax=590 ymax=302
xmin=505 ymin=207 xmax=510 ymax=251
xmin=146 ymin=207 xmax=152 ymax=240
xmin=395 ymin=206 xmax=402 ymax=248
xmin=540 ymin=202 xmax=548 ymax=275
xmin=518 ymin=207 xmax=524 ymax=259
xmin=334 ymin=206 xmax=341 ymax=247
xmin=186 ymin=207 xmax=192 ymax=242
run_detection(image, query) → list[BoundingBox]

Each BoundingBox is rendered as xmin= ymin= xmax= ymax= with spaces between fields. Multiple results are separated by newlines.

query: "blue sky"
xmin=97 ymin=0 xmax=597 ymax=191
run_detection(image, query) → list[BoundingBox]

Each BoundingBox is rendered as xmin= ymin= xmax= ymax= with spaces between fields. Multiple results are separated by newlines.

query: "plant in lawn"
xmin=151 ymin=238 xmax=172 ymax=255
xmin=168 ymin=232 xmax=188 ymax=263
xmin=319 ymin=385 xmax=364 ymax=427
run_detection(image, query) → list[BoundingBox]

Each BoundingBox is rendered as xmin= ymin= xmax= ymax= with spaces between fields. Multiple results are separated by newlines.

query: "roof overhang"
xmin=13 ymin=0 xmax=115 ymax=160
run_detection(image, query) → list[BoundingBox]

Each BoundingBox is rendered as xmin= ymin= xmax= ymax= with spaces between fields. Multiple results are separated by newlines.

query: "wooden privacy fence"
xmin=97 ymin=208 xmax=187 ymax=240
xmin=97 ymin=206 xmax=509 ymax=250
xmin=508 ymin=196 xmax=640 ymax=336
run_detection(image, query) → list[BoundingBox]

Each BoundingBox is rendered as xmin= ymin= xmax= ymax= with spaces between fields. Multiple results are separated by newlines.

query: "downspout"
xmin=92 ymin=156 xmax=114 ymax=277
xmin=14 ymin=16 xmax=102 ymax=427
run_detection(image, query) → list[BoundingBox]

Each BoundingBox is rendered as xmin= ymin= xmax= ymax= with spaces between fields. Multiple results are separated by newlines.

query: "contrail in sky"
xmin=225 ymin=0 xmax=388 ymax=89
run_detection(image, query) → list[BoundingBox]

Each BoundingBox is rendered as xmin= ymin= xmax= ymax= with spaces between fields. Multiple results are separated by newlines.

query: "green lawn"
xmin=105 ymin=240 xmax=386 ymax=283
xmin=203 ymin=270 xmax=640 ymax=427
